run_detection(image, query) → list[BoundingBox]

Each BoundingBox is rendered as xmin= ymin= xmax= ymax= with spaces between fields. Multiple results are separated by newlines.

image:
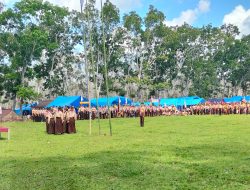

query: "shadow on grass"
xmin=1 ymin=150 xmax=190 ymax=190
xmin=1 ymin=147 xmax=249 ymax=190
xmin=167 ymin=144 xmax=250 ymax=188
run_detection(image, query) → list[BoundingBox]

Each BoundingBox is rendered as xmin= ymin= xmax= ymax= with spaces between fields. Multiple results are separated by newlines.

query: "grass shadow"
xmin=1 ymin=150 xmax=197 ymax=190
xmin=1 ymin=147 xmax=249 ymax=190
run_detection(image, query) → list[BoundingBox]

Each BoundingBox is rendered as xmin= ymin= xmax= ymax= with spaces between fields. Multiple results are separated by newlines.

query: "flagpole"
xmin=101 ymin=0 xmax=112 ymax=136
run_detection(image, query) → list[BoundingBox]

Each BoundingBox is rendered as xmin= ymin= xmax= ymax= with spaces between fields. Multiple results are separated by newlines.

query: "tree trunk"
xmin=20 ymin=98 xmax=24 ymax=120
xmin=19 ymin=65 xmax=27 ymax=118
xmin=12 ymin=95 xmax=17 ymax=111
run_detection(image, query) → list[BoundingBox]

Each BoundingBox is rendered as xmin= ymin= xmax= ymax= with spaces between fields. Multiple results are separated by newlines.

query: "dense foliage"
xmin=0 ymin=0 xmax=249 ymax=107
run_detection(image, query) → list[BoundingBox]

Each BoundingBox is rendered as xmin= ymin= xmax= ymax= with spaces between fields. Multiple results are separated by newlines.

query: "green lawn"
xmin=0 ymin=116 xmax=250 ymax=190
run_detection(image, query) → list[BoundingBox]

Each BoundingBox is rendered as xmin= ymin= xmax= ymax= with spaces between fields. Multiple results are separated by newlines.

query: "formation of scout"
xmin=31 ymin=101 xmax=250 ymax=133
xmin=43 ymin=106 xmax=77 ymax=135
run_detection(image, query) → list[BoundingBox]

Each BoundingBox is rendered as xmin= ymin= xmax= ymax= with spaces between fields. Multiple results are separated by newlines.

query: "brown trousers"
xmin=67 ymin=118 xmax=76 ymax=133
xmin=140 ymin=116 xmax=144 ymax=127
xmin=47 ymin=118 xmax=55 ymax=134
xmin=55 ymin=118 xmax=64 ymax=134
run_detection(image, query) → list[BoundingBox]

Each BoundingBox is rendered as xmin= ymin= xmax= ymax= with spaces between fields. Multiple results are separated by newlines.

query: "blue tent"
xmin=245 ymin=96 xmax=250 ymax=102
xmin=223 ymin=96 xmax=243 ymax=103
xmin=132 ymin=102 xmax=141 ymax=106
xmin=112 ymin=96 xmax=132 ymax=106
xmin=178 ymin=96 xmax=200 ymax=99
xmin=152 ymin=102 xmax=160 ymax=106
xmin=91 ymin=96 xmax=132 ymax=107
xmin=15 ymin=103 xmax=37 ymax=115
xmin=46 ymin=96 xmax=86 ymax=108
xmin=91 ymin=97 xmax=114 ymax=107
xmin=207 ymin=98 xmax=224 ymax=103
xmin=160 ymin=98 xmax=178 ymax=106
xmin=177 ymin=97 xmax=205 ymax=106
xmin=144 ymin=102 xmax=151 ymax=106
xmin=160 ymin=96 xmax=205 ymax=107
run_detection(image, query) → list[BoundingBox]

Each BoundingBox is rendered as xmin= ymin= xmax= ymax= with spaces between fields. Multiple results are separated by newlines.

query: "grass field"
xmin=0 ymin=115 xmax=250 ymax=190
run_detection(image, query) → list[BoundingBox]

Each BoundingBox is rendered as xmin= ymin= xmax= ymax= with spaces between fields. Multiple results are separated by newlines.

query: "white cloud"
xmin=2 ymin=0 xmax=11 ymax=3
xmin=164 ymin=9 xmax=197 ymax=26
xmin=198 ymin=0 xmax=210 ymax=13
xmin=223 ymin=5 xmax=250 ymax=37
xmin=2 ymin=0 xmax=16 ymax=5
xmin=47 ymin=0 xmax=80 ymax=11
xmin=109 ymin=0 xmax=142 ymax=11
xmin=44 ymin=0 xmax=142 ymax=12
xmin=164 ymin=0 xmax=210 ymax=26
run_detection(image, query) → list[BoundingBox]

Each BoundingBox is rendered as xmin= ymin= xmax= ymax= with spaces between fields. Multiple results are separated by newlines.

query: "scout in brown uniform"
xmin=63 ymin=107 xmax=69 ymax=133
xmin=49 ymin=109 xmax=55 ymax=134
xmin=78 ymin=106 xmax=84 ymax=120
xmin=139 ymin=104 xmax=146 ymax=127
xmin=54 ymin=107 xmax=64 ymax=134
xmin=45 ymin=109 xmax=50 ymax=133
xmin=91 ymin=107 xmax=96 ymax=120
xmin=67 ymin=107 xmax=77 ymax=133
xmin=46 ymin=109 xmax=55 ymax=134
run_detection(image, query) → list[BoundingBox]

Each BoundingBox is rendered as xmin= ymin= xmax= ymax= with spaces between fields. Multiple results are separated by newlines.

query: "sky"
xmin=2 ymin=0 xmax=250 ymax=36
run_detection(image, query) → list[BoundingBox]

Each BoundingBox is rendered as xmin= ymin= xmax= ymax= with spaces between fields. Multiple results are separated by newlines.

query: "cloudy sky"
xmin=3 ymin=0 xmax=250 ymax=36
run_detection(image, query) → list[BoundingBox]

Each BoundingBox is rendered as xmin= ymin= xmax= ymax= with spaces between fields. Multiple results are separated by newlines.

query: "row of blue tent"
xmin=14 ymin=95 xmax=250 ymax=115
xmin=45 ymin=96 xmax=132 ymax=108
xmin=223 ymin=96 xmax=250 ymax=103
xmin=14 ymin=96 xmax=131 ymax=114
xmin=134 ymin=96 xmax=206 ymax=109
xmin=45 ymin=96 xmax=205 ymax=108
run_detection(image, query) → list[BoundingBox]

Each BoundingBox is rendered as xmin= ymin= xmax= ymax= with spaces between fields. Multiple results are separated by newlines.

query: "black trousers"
xmin=140 ymin=116 xmax=144 ymax=127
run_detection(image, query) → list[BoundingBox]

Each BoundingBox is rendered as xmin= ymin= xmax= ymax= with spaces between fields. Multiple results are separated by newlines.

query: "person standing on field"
xmin=45 ymin=108 xmax=54 ymax=134
xmin=54 ymin=107 xmax=64 ymax=134
xmin=139 ymin=104 xmax=146 ymax=127
xmin=67 ymin=106 xmax=77 ymax=133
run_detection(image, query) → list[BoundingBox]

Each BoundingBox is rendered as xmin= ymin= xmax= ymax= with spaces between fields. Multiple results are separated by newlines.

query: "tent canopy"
xmin=223 ymin=96 xmax=250 ymax=103
xmin=132 ymin=102 xmax=141 ymax=106
xmin=143 ymin=102 xmax=151 ymax=106
xmin=178 ymin=96 xmax=200 ymax=99
xmin=15 ymin=103 xmax=37 ymax=115
xmin=46 ymin=96 xmax=87 ymax=108
xmin=33 ymin=100 xmax=52 ymax=108
xmin=245 ymin=96 xmax=250 ymax=102
xmin=91 ymin=96 xmax=132 ymax=107
xmin=223 ymin=96 xmax=243 ymax=103
xmin=207 ymin=98 xmax=224 ymax=103
xmin=160 ymin=96 xmax=205 ymax=107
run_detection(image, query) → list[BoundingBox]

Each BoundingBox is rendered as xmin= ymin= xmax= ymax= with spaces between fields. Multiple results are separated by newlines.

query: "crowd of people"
xmin=42 ymin=107 xmax=77 ymax=135
xmin=31 ymin=102 xmax=250 ymax=121
xmin=77 ymin=102 xmax=250 ymax=118
xmin=31 ymin=102 xmax=250 ymax=133
xmin=187 ymin=102 xmax=250 ymax=115
xmin=32 ymin=109 xmax=46 ymax=122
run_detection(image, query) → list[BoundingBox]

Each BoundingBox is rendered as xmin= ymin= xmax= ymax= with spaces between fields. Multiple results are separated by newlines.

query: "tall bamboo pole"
xmin=97 ymin=52 xmax=101 ymax=135
xmin=94 ymin=52 xmax=101 ymax=136
xmin=101 ymin=0 xmax=112 ymax=136
xmin=80 ymin=0 xmax=92 ymax=134
xmin=86 ymin=0 xmax=101 ymax=135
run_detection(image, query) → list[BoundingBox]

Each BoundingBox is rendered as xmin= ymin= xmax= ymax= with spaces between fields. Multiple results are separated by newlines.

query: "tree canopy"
xmin=0 ymin=0 xmax=249 ymax=108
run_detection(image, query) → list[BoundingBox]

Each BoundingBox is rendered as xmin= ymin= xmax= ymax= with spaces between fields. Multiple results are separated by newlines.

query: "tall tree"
xmin=0 ymin=0 xmax=77 ymax=110
xmin=0 ymin=0 xmax=49 ymax=109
